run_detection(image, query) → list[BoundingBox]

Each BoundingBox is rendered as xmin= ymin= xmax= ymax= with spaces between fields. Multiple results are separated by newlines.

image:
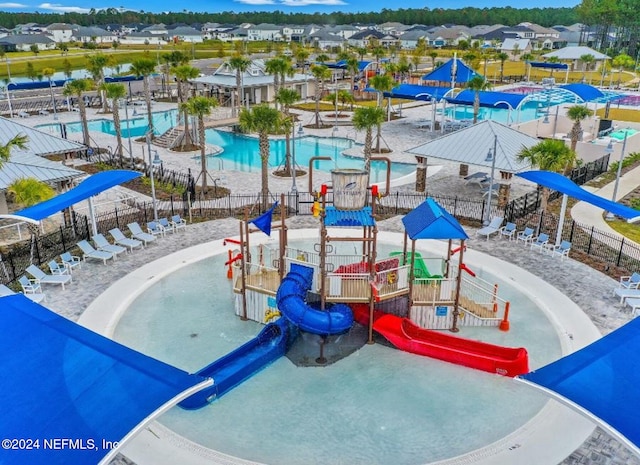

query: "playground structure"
xmin=180 ymin=158 xmax=527 ymax=408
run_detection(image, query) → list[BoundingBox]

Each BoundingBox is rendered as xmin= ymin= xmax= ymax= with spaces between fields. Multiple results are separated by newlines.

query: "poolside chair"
xmin=48 ymin=259 xmax=69 ymax=276
xmin=476 ymin=216 xmax=504 ymax=241
xmin=26 ymin=264 xmax=72 ymax=290
xmin=613 ymin=288 xmax=640 ymax=304
xmin=128 ymin=222 xmax=156 ymax=246
xmin=109 ymin=228 xmax=144 ymax=251
xmin=463 ymin=172 xmax=489 ymax=186
xmin=530 ymin=233 xmax=550 ymax=253
xmin=619 ymin=272 xmax=640 ymax=290
xmin=625 ymin=297 xmax=640 ymax=317
xmin=60 ymin=252 xmax=82 ymax=273
xmin=516 ymin=227 xmax=535 ymax=245
xmin=481 ymin=183 xmax=500 ymax=198
xmin=159 ymin=217 xmax=175 ymax=234
xmin=77 ymin=240 xmax=114 ymax=265
xmin=92 ymin=233 xmax=127 ymax=258
xmin=18 ymin=275 xmax=45 ymax=297
xmin=550 ymin=240 xmax=571 ymax=260
xmin=0 ymin=283 xmax=45 ymax=303
xmin=171 ymin=214 xmax=187 ymax=232
xmin=498 ymin=222 xmax=517 ymax=240
xmin=147 ymin=221 xmax=166 ymax=237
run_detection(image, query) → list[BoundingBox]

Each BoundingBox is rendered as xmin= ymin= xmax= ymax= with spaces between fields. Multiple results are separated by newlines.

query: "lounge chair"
xmin=159 ymin=217 xmax=175 ymax=234
xmin=48 ymin=259 xmax=69 ymax=276
xmin=26 ymin=264 xmax=72 ymax=290
xmin=613 ymin=287 xmax=640 ymax=304
xmin=476 ymin=216 xmax=504 ymax=241
xmin=619 ymin=272 xmax=640 ymax=290
xmin=128 ymin=222 xmax=156 ymax=245
xmin=147 ymin=221 xmax=166 ymax=237
xmin=0 ymin=283 xmax=45 ymax=303
xmin=19 ymin=275 xmax=42 ymax=295
xmin=481 ymin=182 xmax=500 ymax=198
xmin=92 ymin=233 xmax=127 ymax=258
xmin=60 ymin=252 xmax=82 ymax=273
xmin=109 ymin=228 xmax=144 ymax=251
xmin=17 ymin=111 xmax=29 ymax=118
xmin=530 ymin=233 xmax=550 ymax=253
xmin=38 ymin=109 xmax=50 ymax=115
xmin=498 ymin=222 xmax=517 ymax=240
xmin=77 ymin=240 xmax=114 ymax=265
xmin=171 ymin=214 xmax=187 ymax=232
xmin=464 ymin=172 xmax=489 ymax=186
xmin=625 ymin=297 xmax=640 ymax=316
xmin=516 ymin=227 xmax=535 ymax=245
xmin=550 ymin=240 xmax=571 ymax=260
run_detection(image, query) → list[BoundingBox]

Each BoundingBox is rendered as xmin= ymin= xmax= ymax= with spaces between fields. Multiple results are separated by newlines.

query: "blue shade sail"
xmin=445 ymin=90 xmax=529 ymax=110
xmin=0 ymin=294 xmax=210 ymax=465
xmin=402 ymin=197 xmax=469 ymax=240
xmin=421 ymin=58 xmax=479 ymax=83
xmin=382 ymin=84 xmax=453 ymax=102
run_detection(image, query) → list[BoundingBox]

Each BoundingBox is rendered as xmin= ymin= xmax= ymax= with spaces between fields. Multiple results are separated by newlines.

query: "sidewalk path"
xmin=571 ymin=164 xmax=640 ymax=247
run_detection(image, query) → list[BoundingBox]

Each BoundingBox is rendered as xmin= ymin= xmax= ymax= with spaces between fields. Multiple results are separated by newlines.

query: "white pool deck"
xmin=80 ymin=229 xmax=600 ymax=465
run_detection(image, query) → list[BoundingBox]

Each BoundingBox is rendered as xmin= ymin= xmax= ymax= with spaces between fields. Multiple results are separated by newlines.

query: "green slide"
xmin=389 ymin=251 xmax=443 ymax=280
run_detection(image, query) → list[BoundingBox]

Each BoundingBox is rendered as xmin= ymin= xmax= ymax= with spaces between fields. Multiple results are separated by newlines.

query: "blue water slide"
xmin=179 ymin=317 xmax=295 ymax=409
xmin=276 ymin=263 xmax=354 ymax=335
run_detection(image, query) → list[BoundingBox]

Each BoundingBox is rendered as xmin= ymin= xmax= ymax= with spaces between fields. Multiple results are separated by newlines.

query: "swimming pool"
xmin=205 ymin=130 xmax=416 ymax=180
xmin=444 ymin=101 xmax=546 ymax=124
xmin=36 ymin=109 xmax=178 ymax=138
xmin=111 ymin=236 xmax=563 ymax=465
xmin=610 ymin=128 xmax=638 ymax=140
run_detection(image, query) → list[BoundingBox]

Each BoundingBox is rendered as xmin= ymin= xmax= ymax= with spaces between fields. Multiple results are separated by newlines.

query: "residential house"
xmin=399 ymin=29 xmax=431 ymax=49
xmin=500 ymin=38 xmax=532 ymax=59
xmin=72 ymin=26 xmax=116 ymax=44
xmin=348 ymin=29 xmax=397 ymax=48
xmin=45 ymin=23 xmax=73 ymax=42
xmin=324 ymin=25 xmax=359 ymax=40
xmin=308 ymin=30 xmax=345 ymax=51
xmin=428 ymin=26 xmax=470 ymax=47
xmin=120 ymin=31 xmax=167 ymax=45
xmin=519 ymin=22 xmax=560 ymax=49
xmin=0 ymin=34 xmax=55 ymax=52
xmin=542 ymin=46 xmax=610 ymax=71
xmin=167 ymin=26 xmax=203 ymax=43
xmin=0 ymin=28 xmax=9 ymax=40
xmin=141 ymin=24 xmax=168 ymax=36
xmin=247 ymin=24 xmax=283 ymax=41
xmin=12 ymin=23 xmax=46 ymax=35
xmin=376 ymin=22 xmax=410 ymax=36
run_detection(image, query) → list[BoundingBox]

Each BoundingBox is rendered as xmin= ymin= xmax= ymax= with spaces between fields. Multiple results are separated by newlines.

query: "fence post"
xmin=587 ymin=226 xmax=594 ymax=255
xmin=170 ymin=195 xmax=175 ymax=216
xmin=617 ymin=238 xmax=625 ymax=267
xmin=114 ymin=207 xmax=119 ymax=229
xmin=480 ymin=198 xmax=486 ymax=224
xmin=569 ymin=220 xmax=575 ymax=243
xmin=60 ymin=225 xmax=66 ymax=252
xmin=395 ymin=192 xmax=399 ymax=214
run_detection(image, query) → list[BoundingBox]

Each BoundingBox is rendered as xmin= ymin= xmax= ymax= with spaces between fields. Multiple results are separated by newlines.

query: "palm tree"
xmin=63 ymin=78 xmax=93 ymax=146
xmin=161 ymin=50 xmax=189 ymax=99
xmin=428 ymin=51 xmax=438 ymax=69
xmin=180 ymin=96 xmax=219 ymax=193
xmin=7 ymin=178 xmax=55 ymax=207
xmin=130 ymin=58 xmax=157 ymax=138
xmin=101 ymin=82 xmax=126 ymax=165
xmin=0 ymin=134 xmax=28 ymax=167
xmin=579 ymin=54 xmax=595 ymax=82
xmin=352 ymin=106 xmax=385 ymax=182
xmin=369 ymin=73 xmax=395 ymax=152
xmin=466 ymin=75 xmax=492 ymax=123
xmin=295 ymin=47 xmax=310 ymax=71
xmin=496 ymin=52 xmax=509 ymax=82
xmin=228 ymin=54 xmax=251 ymax=116
xmin=517 ymin=139 xmax=576 ymax=213
xmin=275 ymin=88 xmax=301 ymax=176
xmin=86 ymin=52 xmax=113 ymax=113
xmin=311 ymin=64 xmax=331 ymax=128
xmin=265 ymin=57 xmax=289 ymax=110
xmin=567 ymin=105 xmax=593 ymax=154
xmin=173 ymin=65 xmax=200 ymax=148
xmin=345 ymin=56 xmax=360 ymax=96
xmin=239 ymin=104 xmax=282 ymax=210
xmin=42 ymin=67 xmax=56 ymax=114
xmin=612 ymin=53 xmax=634 ymax=87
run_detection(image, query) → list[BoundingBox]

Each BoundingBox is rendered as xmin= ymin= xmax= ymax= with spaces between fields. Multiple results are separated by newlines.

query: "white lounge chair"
xmin=550 ymin=240 xmax=571 ymax=260
xmin=498 ymin=222 xmax=517 ymax=240
xmin=0 ymin=283 xmax=45 ymax=303
xmin=619 ymin=272 xmax=640 ymax=290
xmin=613 ymin=288 xmax=640 ymax=304
xmin=60 ymin=252 xmax=82 ymax=273
xmin=92 ymin=233 xmax=127 ymax=258
xmin=26 ymin=264 xmax=72 ymax=290
xmin=128 ymin=222 xmax=156 ymax=245
xmin=48 ymin=259 xmax=69 ymax=276
xmin=476 ymin=217 xmax=504 ymax=241
xmin=516 ymin=227 xmax=535 ymax=245
xmin=481 ymin=182 xmax=500 ymax=198
xmin=19 ymin=275 xmax=42 ymax=295
xmin=110 ymin=228 xmax=144 ymax=251
xmin=77 ymin=240 xmax=114 ymax=265
xmin=464 ymin=172 xmax=489 ymax=186
xmin=625 ymin=297 xmax=640 ymax=316
xmin=147 ymin=221 xmax=166 ymax=237
xmin=159 ymin=217 xmax=175 ymax=234
xmin=171 ymin=214 xmax=187 ymax=232
xmin=530 ymin=233 xmax=550 ymax=253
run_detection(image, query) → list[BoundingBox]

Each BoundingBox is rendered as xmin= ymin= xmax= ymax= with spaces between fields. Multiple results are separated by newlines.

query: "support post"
xmin=450 ymin=239 xmax=465 ymax=332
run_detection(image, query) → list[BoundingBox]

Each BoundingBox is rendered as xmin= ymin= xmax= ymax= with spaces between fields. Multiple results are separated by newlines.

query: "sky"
xmin=0 ymin=0 xmax=581 ymax=15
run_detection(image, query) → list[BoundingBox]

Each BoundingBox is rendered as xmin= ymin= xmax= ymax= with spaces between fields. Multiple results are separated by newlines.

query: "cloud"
xmin=234 ymin=0 xmax=276 ymax=4
xmin=38 ymin=2 xmax=91 ymax=12
xmin=280 ymin=0 xmax=346 ymax=4
xmin=0 ymin=2 xmax=27 ymax=7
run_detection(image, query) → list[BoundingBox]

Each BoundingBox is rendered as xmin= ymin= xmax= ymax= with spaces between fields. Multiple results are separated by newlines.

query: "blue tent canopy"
xmin=104 ymin=75 xmax=143 ymax=83
xmin=1 ymin=170 xmax=141 ymax=224
xmin=520 ymin=316 xmax=640 ymax=457
xmin=330 ymin=60 xmax=372 ymax=72
xmin=558 ymin=83 xmax=604 ymax=102
xmin=382 ymin=84 xmax=452 ymax=101
xmin=402 ymin=197 xmax=469 ymax=240
xmin=517 ymin=170 xmax=640 ymax=220
xmin=421 ymin=58 xmax=479 ymax=84
xmin=0 ymin=294 xmax=210 ymax=465
xmin=7 ymin=79 xmax=70 ymax=91
xmin=528 ymin=61 xmax=569 ymax=70
xmin=445 ymin=90 xmax=529 ymax=110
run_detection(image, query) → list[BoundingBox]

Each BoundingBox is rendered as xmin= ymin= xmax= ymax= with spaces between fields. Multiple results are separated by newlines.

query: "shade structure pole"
xmin=555 ymin=194 xmax=568 ymax=246
xmin=87 ymin=196 xmax=98 ymax=237
xmin=451 ymin=239 xmax=465 ymax=333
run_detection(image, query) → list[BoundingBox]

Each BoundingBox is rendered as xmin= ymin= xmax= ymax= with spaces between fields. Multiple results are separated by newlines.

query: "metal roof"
xmin=406 ymin=120 xmax=538 ymax=173
xmin=0 ymin=153 xmax=84 ymax=190
xmin=542 ymin=46 xmax=609 ymax=60
xmin=0 ymin=117 xmax=84 ymax=156
xmin=324 ymin=206 xmax=375 ymax=227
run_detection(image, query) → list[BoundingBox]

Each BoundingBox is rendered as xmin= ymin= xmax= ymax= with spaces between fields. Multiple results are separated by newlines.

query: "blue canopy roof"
xmin=7 ymin=79 xmax=70 ymax=91
xmin=421 ymin=58 xmax=479 ymax=84
xmin=445 ymin=90 xmax=529 ymax=110
xmin=383 ymin=84 xmax=452 ymax=101
xmin=2 ymin=170 xmax=141 ymax=224
xmin=517 ymin=170 xmax=640 ymax=220
xmin=528 ymin=61 xmax=569 ymax=70
xmin=402 ymin=197 xmax=469 ymax=240
xmin=0 ymin=294 xmax=210 ymax=465
xmin=324 ymin=206 xmax=375 ymax=227
xmin=331 ymin=60 xmax=372 ymax=72
xmin=558 ymin=83 xmax=604 ymax=102
xmin=520 ymin=316 xmax=640 ymax=457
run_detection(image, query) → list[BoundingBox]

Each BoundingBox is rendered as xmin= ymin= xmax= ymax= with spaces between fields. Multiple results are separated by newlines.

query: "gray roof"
xmin=2 ymin=34 xmax=54 ymax=45
xmin=168 ymin=26 xmax=202 ymax=36
xmin=74 ymin=26 xmax=111 ymax=37
xmin=194 ymin=72 xmax=309 ymax=88
xmin=1 ymin=118 xmax=84 ymax=156
xmin=0 ymin=153 xmax=84 ymax=190
xmin=46 ymin=23 xmax=73 ymax=31
xmin=543 ymin=46 xmax=609 ymax=60
xmin=407 ymin=120 xmax=538 ymax=173
xmin=251 ymin=23 xmax=281 ymax=31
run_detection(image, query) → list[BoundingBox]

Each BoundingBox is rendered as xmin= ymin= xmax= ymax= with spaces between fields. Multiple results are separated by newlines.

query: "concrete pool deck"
xmin=35 ymin=215 xmax=640 ymax=465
